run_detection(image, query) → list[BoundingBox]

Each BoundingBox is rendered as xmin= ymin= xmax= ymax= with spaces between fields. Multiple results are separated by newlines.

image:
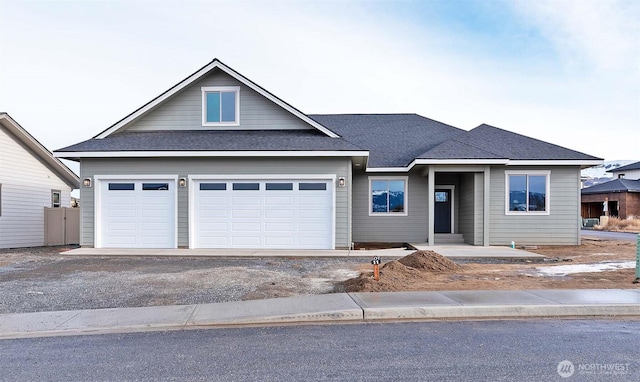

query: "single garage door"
xmin=98 ymin=179 xmax=176 ymax=248
xmin=192 ymin=179 xmax=333 ymax=249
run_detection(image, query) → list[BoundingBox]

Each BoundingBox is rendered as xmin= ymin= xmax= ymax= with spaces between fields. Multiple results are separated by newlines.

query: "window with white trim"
xmin=369 ymin=177 xmax=408 ymax=215
xmin=505 ymin=171 xmax=549 ymax=214
xmin=201 ymin=86 xmax=240 ymax=126
xmin=51 ymin=190 xmax=61 ymax=208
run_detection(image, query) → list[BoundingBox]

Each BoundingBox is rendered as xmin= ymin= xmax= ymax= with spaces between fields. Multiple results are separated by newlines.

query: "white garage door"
xmin=192 ymin=179 xmax=333 ymax=249
xmin=98 ymin=179 xmax=176 ymax=248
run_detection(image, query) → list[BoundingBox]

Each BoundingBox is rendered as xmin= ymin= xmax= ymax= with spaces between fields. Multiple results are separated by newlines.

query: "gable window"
xmin=505 ymin=171 xmax=550 ymax=214
xmin=51 ymin=190 xmax=61 ymax=208
xmin=201 ymin=86 xmax=239 ymax=126
xmin=369 ymin=177 xmax=408 ymax=216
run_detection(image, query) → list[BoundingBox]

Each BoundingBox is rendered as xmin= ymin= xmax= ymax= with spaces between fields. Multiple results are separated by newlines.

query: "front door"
xmin=434 ymin=189 xmax=452 ymax=233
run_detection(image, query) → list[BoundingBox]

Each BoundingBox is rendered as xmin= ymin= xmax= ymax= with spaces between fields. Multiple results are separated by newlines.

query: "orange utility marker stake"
xmin=371 ymin=256 xmax=381 ymax=281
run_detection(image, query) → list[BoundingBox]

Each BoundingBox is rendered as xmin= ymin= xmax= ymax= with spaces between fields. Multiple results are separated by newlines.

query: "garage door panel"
xmin=299 ymin=209 xmax=329 ymax=219
xmin=265 ymin=196 xmax=294 ymax=205
xmin=265 ymin=209 xmax=294 ymax=218
xmin=265 ymin=237 xmax=295 ymax=246
xmin=232 ymin=209 xmax=261 ymax=219
xmin=232 ymin=196 xmax=261 ymax=205
xmin=232 ymin=222 xmax=261 ymax=231
xmin=265 ymin=222 xmax=294 ymax=232
xmin=231 ymin=236 xmax=262 ymax=246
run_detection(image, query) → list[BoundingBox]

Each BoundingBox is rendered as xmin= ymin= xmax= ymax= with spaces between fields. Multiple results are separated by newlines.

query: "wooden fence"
xmin=44 ymin=207 xmax=80 ymax=246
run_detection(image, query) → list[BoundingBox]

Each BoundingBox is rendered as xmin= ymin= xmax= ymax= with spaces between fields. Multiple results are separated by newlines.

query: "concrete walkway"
xmin=62 ymin=246 xmax=544 ymax=259
xmin=1 ymin=289 xmax=638 ymax=340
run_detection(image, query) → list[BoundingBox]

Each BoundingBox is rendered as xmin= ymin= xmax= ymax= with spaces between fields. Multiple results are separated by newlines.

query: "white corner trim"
xmin=504 ymin=170 xmax=551 ymax=216
xmin=368 ymin=176 xmax=409 ymax=217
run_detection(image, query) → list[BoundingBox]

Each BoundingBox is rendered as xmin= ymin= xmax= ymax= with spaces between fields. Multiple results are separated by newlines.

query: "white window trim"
xmin=201 ymin=86 xmax=240 ymax=127
xmin=368 ymin=176 xmax=409 ymax=216
xmin=504 ymin=170 xmax=550 ymax=216
xmin=51 ymin=190 xmax=62 ymax=208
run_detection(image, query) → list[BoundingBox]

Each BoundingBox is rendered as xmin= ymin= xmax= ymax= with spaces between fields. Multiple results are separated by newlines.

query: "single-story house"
xmin=54 ymin=59 xmax=602 ymax=250
xmin=581 ymin=178 xmax=640 ymax=219
xmin=0 ymin=113 xmax=79 ymax=248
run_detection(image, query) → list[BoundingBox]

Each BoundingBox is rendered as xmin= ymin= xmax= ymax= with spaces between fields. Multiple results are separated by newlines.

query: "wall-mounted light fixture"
xmin=179 ymin=178 xmax=187 ymax=188
xmin=338 ymin=177 xmax=346 ymax=188
xmin=83 ymin=178 xmax=92 ymax=188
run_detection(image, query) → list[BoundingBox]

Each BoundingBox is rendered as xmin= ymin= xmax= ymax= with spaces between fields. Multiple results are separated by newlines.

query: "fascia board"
xmin=507 ymin=160 xmax=604 ymax=166
xmin=54 ymin=150 xmax=369 ymax=158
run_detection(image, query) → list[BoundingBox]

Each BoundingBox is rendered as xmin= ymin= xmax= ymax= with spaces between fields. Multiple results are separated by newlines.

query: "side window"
xmin=505 ymin=171 xmax=549 ymax=214
xmin=51 ymin=190 xmax=61 ymax=208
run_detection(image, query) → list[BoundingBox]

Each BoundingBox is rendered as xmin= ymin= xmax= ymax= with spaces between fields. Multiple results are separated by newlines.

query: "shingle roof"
xmin=56 ymin=130 xmax=364 ymax=153
xmin=419 ymin=124 xmax=600 ymax=161
xmin=581 ymin=179 xmax=640 ymax=194
xmin=57 ymin=114 xmax=602 ymax=168
xmin=608 ymin=161 xmax=640 ymax=172
xmin=309 ymin=114 xmax=464 ymax=167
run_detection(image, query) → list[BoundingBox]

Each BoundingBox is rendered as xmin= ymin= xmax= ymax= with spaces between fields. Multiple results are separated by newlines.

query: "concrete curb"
xmin=1 ymin=290 xmax=639 ymax=340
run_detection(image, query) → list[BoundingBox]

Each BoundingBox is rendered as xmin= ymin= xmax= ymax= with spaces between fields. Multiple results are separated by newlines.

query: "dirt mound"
xmin=340 ymin=250 xmax=461 ymax=292
xmin=395 ymin=250 xmax=460 ymax=272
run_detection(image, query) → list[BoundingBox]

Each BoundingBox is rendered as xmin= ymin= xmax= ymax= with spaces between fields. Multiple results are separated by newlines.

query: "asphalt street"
xmin=1 ymin=319 xmax=638 ymax=381
xmin=581 ymin=229 xmax=639 ymax=242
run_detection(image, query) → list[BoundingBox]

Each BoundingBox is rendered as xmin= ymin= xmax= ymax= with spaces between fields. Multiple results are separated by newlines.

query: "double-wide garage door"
xmin=97 ymin=177 xmax=334 ymax=249
xmin=192 ymin=179 xmax=333 ymax=249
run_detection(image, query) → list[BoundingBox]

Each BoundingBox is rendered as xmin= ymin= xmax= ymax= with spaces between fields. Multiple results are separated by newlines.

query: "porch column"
xmin=483 ymin=165 xmax=491 ymax=246
xmin=428 ymin=166 xmax=435 ymax=246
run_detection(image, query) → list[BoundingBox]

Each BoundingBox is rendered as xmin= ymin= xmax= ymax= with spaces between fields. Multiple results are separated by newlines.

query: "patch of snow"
xmin=531 ymin=261 xmax=636 ymax=276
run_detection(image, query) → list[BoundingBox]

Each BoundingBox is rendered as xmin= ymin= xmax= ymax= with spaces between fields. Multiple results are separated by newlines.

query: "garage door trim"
xmin=188 ymin=174 xmax=336 ymax=249
xmin=94 ymin=174 xmax=179 ymax=248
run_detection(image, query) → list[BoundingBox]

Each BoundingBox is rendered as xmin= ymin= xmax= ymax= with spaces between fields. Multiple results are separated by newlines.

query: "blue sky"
xmin=1 ymin=0 xmax=638 ymax=174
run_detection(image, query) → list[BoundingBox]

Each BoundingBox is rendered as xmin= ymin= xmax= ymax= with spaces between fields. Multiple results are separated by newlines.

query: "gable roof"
xmin=581 ymin=178 xmax=640 ymax=194
xmin=0 ymin=113 xmax=79 ymax=188
xmin=95 ymin=59 xmax=339 ymax=139
xmin=608 ymin=160 xmax=640 ymax=173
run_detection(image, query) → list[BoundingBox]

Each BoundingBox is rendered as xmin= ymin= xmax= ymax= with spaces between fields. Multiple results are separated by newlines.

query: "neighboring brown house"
xmin=581 ymin=178 xmax=640 ymax=219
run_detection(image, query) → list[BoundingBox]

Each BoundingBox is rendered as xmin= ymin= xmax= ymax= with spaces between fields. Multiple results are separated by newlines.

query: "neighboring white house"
xmin=0 ymin=113 xmax=79 ymax=248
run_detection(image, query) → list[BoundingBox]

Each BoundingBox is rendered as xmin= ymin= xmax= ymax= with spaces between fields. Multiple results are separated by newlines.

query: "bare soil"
xmin=341 ymin=238 xmax=639 ymax=292
xmin=0 ymin=238 xmax=637 ymax=313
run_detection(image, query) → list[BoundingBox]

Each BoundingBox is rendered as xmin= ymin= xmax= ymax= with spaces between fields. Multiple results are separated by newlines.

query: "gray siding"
xmin=126 ymin=70 xmax=314 ymax=132
xmin=489 ymin=166 xmax=581 ymax=245
xmin=458 ymin=173 xmax=475 ymax=244
xmin=352 ymin=170 xmax=428 ymax=243
xmin=80 ymin=157 xmax=351 ymax=248
xmin=474 ymin=172 xmax=485 ymax=245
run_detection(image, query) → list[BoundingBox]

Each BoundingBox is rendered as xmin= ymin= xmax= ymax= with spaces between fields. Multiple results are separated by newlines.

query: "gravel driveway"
xmin=0 ymin=246 xmax=365 ymax=314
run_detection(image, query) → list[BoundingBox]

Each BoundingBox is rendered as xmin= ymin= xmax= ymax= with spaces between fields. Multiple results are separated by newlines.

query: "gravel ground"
xmin=0 ymin=246 xmax=365 ymax=314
